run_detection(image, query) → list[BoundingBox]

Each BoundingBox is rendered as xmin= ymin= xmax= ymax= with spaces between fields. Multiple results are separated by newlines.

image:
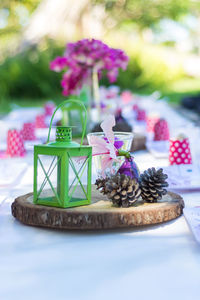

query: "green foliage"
xmin=0 ymin=40 xmax=64 ymax=100
xmin=94 ymin=0 xmax=200 ymax=29
xmin=0 ymin=0 xmax=40 ymax=50
xmin=160 ymin=77 xmax=200 ymax=103
xmin=0 ymin=39 xmax=196 ymax=104
xmin=100 ymin=42 xmax=184 ymax=93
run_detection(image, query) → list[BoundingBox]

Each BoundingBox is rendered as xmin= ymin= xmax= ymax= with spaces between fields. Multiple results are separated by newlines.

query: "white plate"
xmin=162 ymin=164 xmax=200 ymax=191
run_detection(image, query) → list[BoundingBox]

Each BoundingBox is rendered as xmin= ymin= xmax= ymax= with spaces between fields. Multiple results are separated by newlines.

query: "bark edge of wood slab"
xmin=11 ymin=186 xmax=184 ymax=230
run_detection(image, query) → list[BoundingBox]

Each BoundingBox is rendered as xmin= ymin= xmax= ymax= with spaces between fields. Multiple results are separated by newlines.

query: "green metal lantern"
xmin=33 ymin=99 xmax=92 ymax=208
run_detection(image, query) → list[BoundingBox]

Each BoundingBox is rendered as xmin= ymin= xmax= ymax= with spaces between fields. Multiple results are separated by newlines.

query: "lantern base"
xmin=34 ymin=194 xmax=91 ymax=209
xmin=11 ymin=186 xmax=184 ymax=230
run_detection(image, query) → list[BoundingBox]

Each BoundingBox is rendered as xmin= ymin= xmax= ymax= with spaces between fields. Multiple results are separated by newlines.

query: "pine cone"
xmin=95 ymin=177 xmax=107 ymax=195
xmin=95 ymin=173 xmax=141 ymax=207
xmin=139 ymin=168 xmax=168 ymax=203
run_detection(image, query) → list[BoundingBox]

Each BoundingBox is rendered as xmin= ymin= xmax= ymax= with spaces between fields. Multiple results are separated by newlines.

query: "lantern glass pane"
xmin=37 ymin=154 xmax=60 ymax=202
xmin=68 ymin=154 xmax=88 ymax=203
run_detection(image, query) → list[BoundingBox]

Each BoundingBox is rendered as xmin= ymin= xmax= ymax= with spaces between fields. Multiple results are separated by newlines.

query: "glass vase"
xmin=87 ymin=131 xmax=134 ymax=177
xmin=87 ymin=67 xmax=101 ymax=129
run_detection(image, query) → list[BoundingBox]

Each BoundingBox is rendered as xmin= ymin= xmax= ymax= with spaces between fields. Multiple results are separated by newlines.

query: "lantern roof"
xmin=47 ymin=126 xmax=80 ymax=148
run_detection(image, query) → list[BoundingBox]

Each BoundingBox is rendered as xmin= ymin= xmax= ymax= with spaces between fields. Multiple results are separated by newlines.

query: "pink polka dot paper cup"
xmin=153 ymin=119 xmax=169 ymax=141
xmin=147 ymin=115 xmax=159 ymax=133
xmin=35 ymin=114 xmax=47 ymax=128
xmin=6 ymin=129 xmax=26 ymax=158
xmin=169 ymin=135 xmax=192 ymax=165
xmin=136 ymin=109 xmax=146 ymax=121
xmin=44 ymin=102 xmax=55 ymax=116
xmin=132 ymin=104 xmax=139 ymax=112
xmin=121 ymin=91 xmax=133 ymax=104
xmin=22 ymin=122 xmax=36 ymax=141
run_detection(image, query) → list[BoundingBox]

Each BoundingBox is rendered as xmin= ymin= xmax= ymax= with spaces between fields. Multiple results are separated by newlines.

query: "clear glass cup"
xmin=87 ymin=131 xmax=134 ymax=176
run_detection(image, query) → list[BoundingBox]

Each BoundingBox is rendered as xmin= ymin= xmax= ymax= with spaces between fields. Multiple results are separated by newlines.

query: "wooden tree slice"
xmin=11 ymin=186 xmax=184 ymax=230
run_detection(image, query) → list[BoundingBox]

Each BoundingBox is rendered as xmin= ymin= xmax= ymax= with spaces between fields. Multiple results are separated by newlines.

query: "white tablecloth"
xmin=0 ymin=100 xmax=200 ymax=300
xmin=0 ymin=150 xmax=200 ymax=300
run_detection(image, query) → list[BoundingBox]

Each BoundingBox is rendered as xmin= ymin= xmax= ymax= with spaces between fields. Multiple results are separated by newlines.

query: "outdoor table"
xmin=0 ymin=149 xmax=200 ymax=300
xmin=0 ymin=101 xmax=200 ymax=300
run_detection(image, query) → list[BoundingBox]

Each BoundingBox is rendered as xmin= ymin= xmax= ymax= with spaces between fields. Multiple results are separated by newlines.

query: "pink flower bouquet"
xmin=50 ymin=39 xmax=129 ymax=96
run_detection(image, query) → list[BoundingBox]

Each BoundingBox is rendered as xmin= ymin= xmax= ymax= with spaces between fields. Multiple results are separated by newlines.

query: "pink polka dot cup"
xmin=169 ymin=136 xmax=192 ymax=165
xmin=35 ymin=114 xmax=47 ymax=128
xmin=121 ymin=91 xmax=132 ymax=104
xmin=153 ymin=119 xmax=169 ymax=141
xmin=147 ymin=115 xmax=159 ymax=132
xmin=136 ymin=109 xmax=146 ymax=121
xmin=44 ymin=102 xmax=55 ymax=116
xmin=132 ymin=104 xmax=139 ymax=112
xmin=6 ymin=129 xmax=26 ymax=157
xmin=22 ymin=122 xmax=36 ymax=141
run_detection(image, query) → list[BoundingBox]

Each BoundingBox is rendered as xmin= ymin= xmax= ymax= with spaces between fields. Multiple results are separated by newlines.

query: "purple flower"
xmin=100 ymin=101 xmax=106 ymax=109
xmin=107 ymin=68 xmax=119 ymax=83
xmin=103 ymin=136 xmax=124 ymax=149
xmin=50 ymin=57 xmax=69 ymax=72
xmin=114 ymin=140 xmax=124 ymax=149
xmin=50 ymin=39 xmax=129 ymax=96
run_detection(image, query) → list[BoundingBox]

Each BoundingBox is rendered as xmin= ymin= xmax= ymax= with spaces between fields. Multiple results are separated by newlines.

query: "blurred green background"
xmin=1 ymin=0 xmax=200 ymax=110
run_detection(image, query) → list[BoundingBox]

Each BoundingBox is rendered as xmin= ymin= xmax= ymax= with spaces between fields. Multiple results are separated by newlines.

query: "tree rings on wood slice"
xmin=11 ymin=185 xmax=184 ymax=230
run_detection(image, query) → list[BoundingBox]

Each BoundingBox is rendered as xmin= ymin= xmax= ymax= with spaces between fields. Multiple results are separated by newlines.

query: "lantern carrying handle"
xmin=47 ymin=99 xmax=87 ymax=146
